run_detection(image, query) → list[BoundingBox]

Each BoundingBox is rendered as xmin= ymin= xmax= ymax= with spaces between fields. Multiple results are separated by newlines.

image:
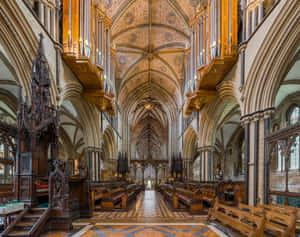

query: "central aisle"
xmin=91 ymin=190 xmax=194 ymax=220
xmin=63 ymin=190 xmax=226 ymax=237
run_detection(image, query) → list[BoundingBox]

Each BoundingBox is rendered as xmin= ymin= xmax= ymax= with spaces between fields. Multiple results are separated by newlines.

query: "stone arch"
xmin=198 ymin=83 xmax=240 ymax=148
xmin=103 ymin=127 xmax=117 ymax=161
xmin=59 ymin=100 xmax=86 ymax=162
xmin=243 ymin=0 xmax=300 ymax=115
xmin=61 ymin=82 xmax=102 ymax=148
xmin=0 ymin=1 xmax=60 ymax=104
xmin=182 ymin=126 xmax=198 ymax=162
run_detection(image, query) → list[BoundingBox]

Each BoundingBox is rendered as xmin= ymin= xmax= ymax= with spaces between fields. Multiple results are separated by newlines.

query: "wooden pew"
xmin=90 ymin=186 xmax=106 ymax=212
xmin=208 ymin=199 xmax=265 ymax=237
xmin=270 ymin=203 xmax=300 ymax=234
xmin=122 ymin=184 xmax=141 ymax=209
xmin=257 ymin=203 xmax=297 ymax=237
xmin=101 ymin=187 xmax=126 ymax=210
xmin=174 ymin=187 xmax=203 ymax=214
xmin=237 ymin=202 xmax=297 ymax=237
xmin=158 ymin=184 xmax=174 ymax=206
xmin=202 ymin=187 xmax=217 ymax=207
xmin=221 ymin=181 xmax=245 ymax=206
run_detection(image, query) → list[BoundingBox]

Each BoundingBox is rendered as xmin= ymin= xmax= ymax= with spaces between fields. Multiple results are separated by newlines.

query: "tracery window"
xmin=287 ymin=105 xmax=300 ymax=125
xmin=290 ymin=136 xmax=299 ymax=170
xmin=277 ymin=105 xmax=300 ymax=171
xmin=288 ymin=106 xmax=300 ymax=170
xmin=277 ymin=144 xmax=284 ymax=171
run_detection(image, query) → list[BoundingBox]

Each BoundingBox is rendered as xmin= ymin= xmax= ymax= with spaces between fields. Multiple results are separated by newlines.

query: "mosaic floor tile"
xmin=81 ymin=225 xmax=220 ymax=237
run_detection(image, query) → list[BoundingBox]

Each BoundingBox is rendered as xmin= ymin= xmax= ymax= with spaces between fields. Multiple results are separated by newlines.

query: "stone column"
xmin=142 ymin=166 xmax=145 ymax=186
xmin=155 ymin=166 xmax=158 ymax=186
xmin=242 ymin=118 xmax=250 ymax=204
xmin=86 ymin=146 xmax=102 ymax=183
xmin=198 ymin=147 xmax=214 ymax=182
xmin=241 ymin=109 xmax=274 ymax=206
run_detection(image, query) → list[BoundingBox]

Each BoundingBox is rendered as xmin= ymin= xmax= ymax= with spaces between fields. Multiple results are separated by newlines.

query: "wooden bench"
xmin=222 ymin=181 xmax=245 ymax=206
xmin=101 ymin=187 xmax=126 ymax=210
xmin=174 ymin=187 xmax=203 ymax=214
xmin=202 ymin=187 xmax=217 ymax=207
xmin=122 ymin=184 xmax=141 ymax=209
xmin=90 ymin=186 xmax=106 ymax=212
xmin=257 ymin=203 xmax=297 ymax=237
xmin=270 ymin=203 xmax=300 ymax=234
xmin=159 ymin=184 xmax=174 ymax=202
xmin=237 ymin=202 xmax=296 ymax=236
xmin=208 ymin=199 xmax=265 ymax=237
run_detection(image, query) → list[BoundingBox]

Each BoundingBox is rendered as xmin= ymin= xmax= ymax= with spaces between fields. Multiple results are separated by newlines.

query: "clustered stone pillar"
xmin=86 ymin=146 xmax=102 ymax=183
xmin=241 ymin=109 xmax=274 ymax=206
xmin=184 ymin=159 xmax=193 ymax=181
xmin=198 ymin=146 xmax=214 ymax=182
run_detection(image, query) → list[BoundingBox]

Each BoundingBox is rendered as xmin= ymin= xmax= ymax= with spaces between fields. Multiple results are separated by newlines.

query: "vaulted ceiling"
xmin=109 ymin=0 xmax=197 ymax=159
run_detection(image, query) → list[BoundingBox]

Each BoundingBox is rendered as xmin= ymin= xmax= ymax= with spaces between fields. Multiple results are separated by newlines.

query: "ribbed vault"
xmin=112 ymin=0 xmax=196 ymax=160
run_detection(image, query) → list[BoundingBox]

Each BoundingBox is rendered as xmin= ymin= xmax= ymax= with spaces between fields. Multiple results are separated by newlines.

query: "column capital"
xmin=241 ymin=107 xmax=275 ymax=125
xmin=85 ymin=146 xmax=102 ymax=152
xmin=197 ymin=146 xmax=215 ymax=152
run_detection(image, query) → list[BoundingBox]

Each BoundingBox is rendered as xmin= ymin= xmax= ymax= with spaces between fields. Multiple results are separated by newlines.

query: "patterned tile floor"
xmin=95 ymin=190 xmax=193 ymax=219
xmin=79 ymin=224 xmax=221 ymax=237
xmin=43 ymin=191 xmax=227 ymax=237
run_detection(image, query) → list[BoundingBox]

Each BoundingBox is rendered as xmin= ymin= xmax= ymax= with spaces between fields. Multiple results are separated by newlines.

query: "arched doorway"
xmin=144 ymin=164 xmax=156 ymax=189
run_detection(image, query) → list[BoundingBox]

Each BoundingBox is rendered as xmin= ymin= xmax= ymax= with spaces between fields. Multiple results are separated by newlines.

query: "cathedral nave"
xmin=0 ymin=0 xmax=299 ymax=236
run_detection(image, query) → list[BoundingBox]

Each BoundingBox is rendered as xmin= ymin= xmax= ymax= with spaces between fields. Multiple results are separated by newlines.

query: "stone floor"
xmin=42 ymin=191 xmax=226 ymax=237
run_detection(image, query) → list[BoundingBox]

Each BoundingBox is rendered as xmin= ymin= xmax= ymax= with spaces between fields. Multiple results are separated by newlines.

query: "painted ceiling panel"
xmin=178 ymin=0 xmax=197 ymax=20
xmin=151 ymin=0 xmax=189 ymax=35
xmin=124 ymin=58 xmax=150 ymax=81
xmin=106 ymin=0 xmax=197 ymax=23
xmin=151 ymin=27 xmax=187 ymax=50
xmin=158 ymin=53 xmax=184 ymax=79
xmin=105 ymin=0 xmax=125 ymax=19
xmin=113 ymin=27 xmax=150 ymax=50
xmin=116 ymin=52 xmax=143 ymax=79
xmin=112 ymin=0 xmax=149 ymax=35
xmin=151 ymin=57 xmax=178 ymax=81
